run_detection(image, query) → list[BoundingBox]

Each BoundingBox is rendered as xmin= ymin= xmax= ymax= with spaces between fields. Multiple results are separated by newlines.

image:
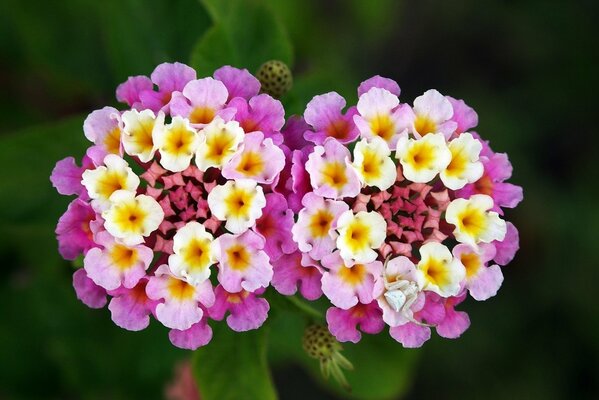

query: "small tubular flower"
xmin=352 ymin=137 xmax=397 ymax=190
xmin=81 ymin=154 xmax=140 ymax=209
xmin=305 ymin=138 xmax=360 ymax=199
xmin=168 ymin=222 xmax=215 ymax=286
xmin=208 ymin=285 xmax=269 ymax=332
xmin=453 ymin=243 xmax=503 ymax=301
xmin=445 ymin=194 xmax=507 ymax=247
xmin=415 ymin=242 xmax=465 ymax=297
xmin=408 ymin=89 xmax=457 ymax=139
xmin=440 ymin=132 xmax=484 ymax=190
xmin=170 ymin=77 xmax=232 ymax=125
xmin=121 ymin=109 xmax=164 ymax=162
xmin=207 ymin=179 xmax=266 ymax=234
xmin=153 ymin=116 xmax=200 ymax=172
xmin=336 ymin=210 xmax=387 ymax=264
xmin=395 ymin=133 xmax=451 ymax=183
xmin=195 ymin=117 xmax=244 ymax=171
xmin=102 ymin=190 xmax=164 ymax=246
xmin=83 ymin=107 xmax=122 ymax=155
xmin=304 ymin=92 xmax=359 ymax=144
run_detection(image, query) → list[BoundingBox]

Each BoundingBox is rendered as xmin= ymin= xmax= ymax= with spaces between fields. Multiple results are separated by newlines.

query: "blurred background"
xmin=1 ymin=0 xmax=598 ymax=399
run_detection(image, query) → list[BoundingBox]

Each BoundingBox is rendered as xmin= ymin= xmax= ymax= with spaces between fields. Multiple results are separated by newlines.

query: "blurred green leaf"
xmin=191 ymin=0 xmax=293 ymax=76
xmin=193 ymin=323 xmax=277 ymax=400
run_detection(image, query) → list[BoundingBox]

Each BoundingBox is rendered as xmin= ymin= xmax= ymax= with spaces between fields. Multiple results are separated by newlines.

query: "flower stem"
xmin=285 ymin=295 xmax=324 ymax=321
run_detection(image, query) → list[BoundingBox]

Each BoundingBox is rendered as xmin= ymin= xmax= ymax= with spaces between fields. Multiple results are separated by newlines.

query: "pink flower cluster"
xmin=51 ymin=63 xmax=522 ymax=351
xmin=52 ymin=63 xmax=295 ymax=349
xmin=280 ymin=76 xmax=523 ymax=347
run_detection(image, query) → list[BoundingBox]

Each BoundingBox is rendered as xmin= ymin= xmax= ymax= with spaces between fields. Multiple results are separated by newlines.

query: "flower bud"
xmin=256 ymin=60 xmax=293 ymax=98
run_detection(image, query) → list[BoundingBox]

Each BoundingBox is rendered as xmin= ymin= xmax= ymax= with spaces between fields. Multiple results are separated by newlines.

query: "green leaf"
xmin=191 ymin=0 xmax=293 ymax=76
xmin=193 ymin=323 xmax=277 ymax=400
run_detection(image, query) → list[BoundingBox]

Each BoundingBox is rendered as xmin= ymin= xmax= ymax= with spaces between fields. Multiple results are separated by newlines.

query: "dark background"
xmin=1 ymin=0 xmax=598 ymax=399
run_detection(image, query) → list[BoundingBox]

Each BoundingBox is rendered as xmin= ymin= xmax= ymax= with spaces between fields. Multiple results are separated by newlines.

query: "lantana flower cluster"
xmin=52 ymin=62 xmax=295 ymax=349
xmin=280 ymin=76 xmax=523 ymax=347
xmin=51 ymin=63 xmax=522 ymax=351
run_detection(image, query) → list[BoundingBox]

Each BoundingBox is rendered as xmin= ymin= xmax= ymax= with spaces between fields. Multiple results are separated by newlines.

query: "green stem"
xmin=285 ymin=295 xmax=324 ymax=321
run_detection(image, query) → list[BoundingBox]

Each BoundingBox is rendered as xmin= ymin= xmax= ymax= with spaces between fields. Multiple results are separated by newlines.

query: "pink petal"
xmin=72 ymin=269 xmax=107 ymax=309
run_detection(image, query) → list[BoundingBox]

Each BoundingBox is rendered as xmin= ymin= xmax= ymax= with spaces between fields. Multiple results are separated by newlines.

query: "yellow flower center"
xmin=405 ymin=141 xmax=436 ymax=171
xmin=109 ymin=244 xmax=138 ymax=270
xmin=163 ymin=125 xmax=196 ymax=155
xmin=343 ymin=220 xmax=371 ymax=253
xmin=420 ymin=257 xmax=450 ymax=287
xmin=189 ymin=106 xmax=216 ymax=124
xmin=236 ymin=151 xmax=265 ymax=177
xmin=321 ymin=162 xmax=348 ymax=190
xmin=326 ymin=119 xmax=351 ymax=140
xmin=111 ymin=201 xmax=149 ymax=234
xmin=358 ymin=148 xmax=383 ymax=180
xmin=223 ymin=186 xmax=255 ymax=218
xmin=226 ymin=244 xmax=251 ymax=271
xmin=457 ymin=207 xmax=487 ymax=237
xmin=413 ymin=115 xmax=437 ymax=136
xmin=104 ymin=127 xmax=122 ymax=154
xmin=308 ymin=209 xmax=334 ymax=238
xmin=128 ymin=119 xmax=155 ymax=153
xmin=181 ymin=238 xmax=212 ymax=271
xmin=167 ymin=277 xmax=196 ymax=300
xmin=204 ymin=128 xmax=238 ymax=164
xmin=461 ymin=252 xmax=481 ymax=278
xmin=369 ymin=114 xmax=395 ymax=141
xmin=445 ymin=144 xmax=468 ymax=177
xmin=96 ymin=171 xmax=127 ymax=199
xmin=338 ymin=263 xmax=367 ymax=286
xmin=226 ymin=290 xmax=250 ymax=304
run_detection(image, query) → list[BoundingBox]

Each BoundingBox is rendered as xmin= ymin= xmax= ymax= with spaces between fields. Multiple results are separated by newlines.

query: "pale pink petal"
xmin=50 ymin=157 xmax=86 ymax=196
xmin=304 ymin=92 xmax=359 ymax=144
xmin=116 ymin=75 xmax=153 ymax=107
xmin=469 ymin=264 xmax=503 ymax=301
xmin=326 ymin=302 xmax=384 ymax=343
xmin=151 ymin=62 xmax=197 ymax=94
xmin=72 ymin=268 xmax=107 ymax=309
xmin=214 ymin=66 xmax=261 ymax=100
xmin=169 ymin=318 xmax=213 ymax=350
xmin=56 ymin=199 xmax=97 ymax=260
xmin=357 ymin=75 xmax=401 ymax=97
xmin=108 ymin=279 xmax=157 ymax=331
xmin=493 ymin=222 xmax=519 ymax=265
xmin=447 ymin=96 xmax=478 ymax=134
xmin=389 ymin=323 xmax=431 ymax=348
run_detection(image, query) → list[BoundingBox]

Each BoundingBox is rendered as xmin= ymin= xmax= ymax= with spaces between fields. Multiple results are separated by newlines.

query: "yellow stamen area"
xmin=358 ymin=148 xmax=383 ymax=180
xmin=204 ymin=129 xmax=238 ymax=164
xmin=226 ymin=290 xmax=250 ymax=304
xmin=457 ymin=207 xmax=487 ymax=238
xmin=163 ymin=125 xmax=196 ymax=155
xmin=111 ymin=201 xmax=149 ymax=234
xmin=226 ymin=244 xmax=251 ymax=271
xmin=321 ymin=162 xmax=348 ymax=190
xmin=223 ymin=186 xmax=254 ymax=218
xmin=326 ymin=119 xmax=350 ymax=140
xmin=343 ymin=220 xmax=371 ymax=253
xmin=445 ymin=145 xmax=468 ymax=177
xmin=236 ymin=150 xmax=265 ymax=177
xmin=461 ymin=252 xmax=481 ymax=278
xmin=308 ymin=209 xmax=334 ymax=238
xmin=96 ymin=171 xmax=127 ymax=199
xmin=167 ymin=277 xmax=196 ymax=300
xmin=129 ymin=119 xmax=155 ymax=152
xmin=181 ymin=238 xmax=212 ymax=271
xmin=109 ymin=244 xmax=138 ymax=270
xmin=405 ymin=141 xmax=436 ymax=171
xmin=369 ymin=114 xmax=395 ymax=141
xmin=104 ymin=127 xmax=122 ymax=154
xmin=414 ymin=115 xmax=437 ymax=136
xmin=189 ymin=106 xmax=215 ymax=124
xmin=338 ymin=263 xmax=367 ymax=286
xmin=420 ymin=257 xmax=450 ymax=287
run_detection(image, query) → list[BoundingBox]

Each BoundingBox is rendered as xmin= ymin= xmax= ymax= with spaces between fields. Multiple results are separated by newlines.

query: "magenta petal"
xmin=447 ymin=96 xmax=478 ymax=134
xmin=50 ymin=157 xmax=86 ymax=196
xmin=56 ymin=199 xmax=97 ymax=260
xmin=389 ymin=323 xmax=431 ymax=348
xmin=281 ymin=115 xmax=310 ymax=151
xmin=227 ymin=294 xmax=269 ymax=332
xmin=108 ymin=280 xmax=156 ymax=331
xmin=255 ymin=193 xmax=297 ymax=262
xmin=357 ymin=75 xmax=401 ymax=97
xmin=169 ymin=319 xmax=213 ymax=350
xmin=151 ymin=62 xmax=196 ymax=93
xmin=436 ymin=309 xmax=470 ymax=339
xmin=72 ymin=269 xmax=107 ymax=309
xmin=116 ymin=75 xmax=153 ymax=107
xmin=493 ymin=222 xmax=519 ymax=265
xmin=214 ymin=66 xmax=261 ymax=100
xmin=327 ymin=307 xmax=362 ymax=343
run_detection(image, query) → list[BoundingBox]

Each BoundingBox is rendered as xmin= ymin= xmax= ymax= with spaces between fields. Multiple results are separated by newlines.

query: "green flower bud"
xmin=302 ymin=324 xmax=353 ymax=391
xmin=256 ymin=60 xmax=293 ymax=98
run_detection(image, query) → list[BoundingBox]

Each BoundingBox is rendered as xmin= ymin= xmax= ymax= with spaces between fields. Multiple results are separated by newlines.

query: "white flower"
xmin=336 ymin=210 xmax=386 ymax=264
xmin=352 ymin=137 xmax=397 ymax=190
xmin=195 ymin=117 xmax=244 ymax=171
xmin=168 ymin=222 xmax=215 ymax=286
xmin=440 ymin=132 xmax=484 ymax=190
xmin=395 ymin=133 xmax=451 ymax=183
xmin=415 ymin=242 xmax=465 ymax=297
xmin=207 ymin=179 xmax=266 ymax=234
xmin=81 ymin=154 xmax=140 ymax=209
xmin=153 ymin=116 xmax=200 ymax=172
xmin=103 ymin=190 xmax=164 ymax=246
xmin=121 ymin=109 xmax=164 ymax=162
xmin=445 ymin=194 xmax=507 ymax=247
